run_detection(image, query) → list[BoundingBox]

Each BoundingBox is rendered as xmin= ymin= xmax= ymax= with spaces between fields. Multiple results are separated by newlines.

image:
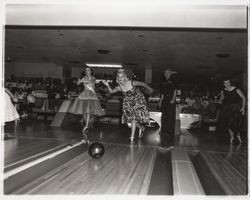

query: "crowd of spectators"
xmin=178 ymin=95 xmax=222 ymax=130
xmin=5 ymin=75 xmax=223 ymax=129
xmin=5 ymin=74 xmax=119 ymax=118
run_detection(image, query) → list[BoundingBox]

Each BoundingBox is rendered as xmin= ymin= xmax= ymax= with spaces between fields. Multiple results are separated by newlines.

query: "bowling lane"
xmin=4 ymin=118 xmax=172 ymax=171
xmin=12 ymin=143 xmax=173 ymax=195
xmin=4 ymin=120 xmax=84 ymax=170
xmin=4 ymin=137 xmax=69 ymax=168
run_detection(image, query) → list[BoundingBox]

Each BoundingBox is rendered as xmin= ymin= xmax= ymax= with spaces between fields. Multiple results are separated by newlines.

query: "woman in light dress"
xmin=69 ymin=67 xmax=104 ymax=131
xmin=4 ymin=87 xmax=19 ymax=123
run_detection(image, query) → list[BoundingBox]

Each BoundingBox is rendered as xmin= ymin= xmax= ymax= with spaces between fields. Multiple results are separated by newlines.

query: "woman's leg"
xmin=237 ymin=132 xmax=243 ymax=143
xmin=229 ymin=108 xmax=242 ymax=144
xmin=89 ymin=115 xmax=95 ymax=127
xmin=228 ymin=129 xmax=234 ymax=144
xmin=84 ymin=113 xmax=90 ymax=130
xmin=236 ymin=115 xmax=243 ymax=143
xmin=135 ymin=122 xmax=142 ymax=130
xmin=136 ymin=122 xmax=145 ymax=139
xmin=130 ymin=120 xmax=137 ymax=143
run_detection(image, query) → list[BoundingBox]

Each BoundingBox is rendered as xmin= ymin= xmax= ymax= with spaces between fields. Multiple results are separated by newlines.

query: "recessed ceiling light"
xmin=216 ymin=36 xmax=223 ymax=40
xmin=124 ymin=63 xmax=138 ymax=66
xmin=85 ymin=63 xmax=123 ymax=68
xmin=42 ymin=57 xmax=50 ymax=62
xmin=216 ymin=53 xmax=230 ymax=58
xmin=195 ymin=66 xmax=211 ymax=69
xmin=97 ymin=49 xmax=110 ymax=54
xmin=68 ymin=61 xmax=80 ymax=64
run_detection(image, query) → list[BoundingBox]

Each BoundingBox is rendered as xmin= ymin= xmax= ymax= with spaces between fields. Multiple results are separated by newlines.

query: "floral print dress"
xmin=122 ymin=86 xmax=150 ymax=124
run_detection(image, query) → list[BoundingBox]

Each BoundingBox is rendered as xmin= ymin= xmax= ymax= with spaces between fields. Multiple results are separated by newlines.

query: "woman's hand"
xmin=102 ymin=80 xmax=110 ymax=87
xmin=170 ymin=100 xmax=175 ymax=104
xmin=158 ymin=101 xmax=162 ymax=108
xmin=12 ymin=96 xmax=18 ymax=103
xmin=240 ymin=107 xmax=245 ymax=115
xmin=77 ymin=79 xmax=82 ymax=85
xmin=148 ymin=88 xmax=154 ymax=94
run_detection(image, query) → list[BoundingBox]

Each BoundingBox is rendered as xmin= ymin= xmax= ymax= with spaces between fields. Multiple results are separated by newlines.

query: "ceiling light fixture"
xmin=195 ymin=66 xmax=211 ymax=69
xmin=97 ymin=49 xmax=110 ymax=54
xmin=216 ymin=53 xmax=230 ymax=58
xmin=124 ymin=63 xmax=138 ymax=66
xmin=216 ymin=36 xmax=223 ymax=40
xmin=68 ymin=61 xmax=80 ymax=64
xmin=85 ymin=63 xmax=123 ymax=68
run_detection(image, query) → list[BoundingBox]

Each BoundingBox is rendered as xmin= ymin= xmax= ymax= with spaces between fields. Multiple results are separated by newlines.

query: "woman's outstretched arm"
xmin=133 ymin=81 xmax=154 ymax=94
xmin=102 ymin=81 xmax=121 ymax=94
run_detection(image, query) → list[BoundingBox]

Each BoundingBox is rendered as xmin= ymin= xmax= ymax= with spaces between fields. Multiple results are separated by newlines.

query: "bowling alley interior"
xmin=1 ymin=2 xmax=249 ymax=196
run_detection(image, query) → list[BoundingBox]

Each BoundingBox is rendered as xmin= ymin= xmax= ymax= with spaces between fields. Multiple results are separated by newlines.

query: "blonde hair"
xmin=116 ymin=68 xmax=128 ymax=83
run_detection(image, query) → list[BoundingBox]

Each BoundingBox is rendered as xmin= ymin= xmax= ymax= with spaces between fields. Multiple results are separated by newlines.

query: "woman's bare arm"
xmin=133 ymin=81 xmax=154 ymax=94
xmin=236 ymin=89 xmax=246 ymax=115
xmin=103 ymin=81 xmax=121 ymax=94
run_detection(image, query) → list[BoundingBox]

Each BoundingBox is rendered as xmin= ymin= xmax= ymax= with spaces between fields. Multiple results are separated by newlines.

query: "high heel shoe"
xmin=139 ymin=126 xmax=145 ymax=139
xmin=83 ymin=127 xmax=89 ymax=132
xmin=237 ymin=135 xmax=243 ymax=143
xmin=129 ymin=137 xmax=135 ymax=144
xmin=229 ymin=137 xmax=234 ymax=144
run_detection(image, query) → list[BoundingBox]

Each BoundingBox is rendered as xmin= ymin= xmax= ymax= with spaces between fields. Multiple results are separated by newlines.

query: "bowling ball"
xmin=88 ymin=142 xmax=105 ymax=158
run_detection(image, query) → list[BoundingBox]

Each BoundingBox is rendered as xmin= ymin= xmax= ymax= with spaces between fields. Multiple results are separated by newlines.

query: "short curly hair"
xmin=80 ymin=65 xmax=94 ymax=78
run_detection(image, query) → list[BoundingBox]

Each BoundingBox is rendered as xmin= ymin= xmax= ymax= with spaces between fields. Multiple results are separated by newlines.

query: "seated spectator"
xmin=202 ymin=96 xmax=222 ymax=130
xmin=27 ymin=89 xmax=35 ymax=118
xmin=11 ymin=87 xmax=19 ymax=105
xmin=17 ymin=88 xmax=28 ymax=118
xmin=66 ymin=78 xmax=78 ymax=92
xmin=191 ymin=96 xmax=206 ymax=114
xmin=179 ymin=96 xmax=189 ymax=112
xmin=54 ymin=79 xmax=64 ymax=96
xmin=32 ymin=81 xmax=42 ymax=90
xmin=18 ymin=79 xmax=27 ymax=90
xmin=185 ymin=96 xmax=195 ymax=107
xmin=17 ymin=88 xmax=25 ymax=101
xmin=27 ymin=80 xmax=33 ymax=89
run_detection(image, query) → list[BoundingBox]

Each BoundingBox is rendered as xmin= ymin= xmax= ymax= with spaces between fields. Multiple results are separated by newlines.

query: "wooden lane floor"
xmin=12 ymin=143 xmax=172 ymax=195
xmin=4 ymin=120 xmax=84 ymax=170
xmin=5 ymin=137 xmax=70 ymax=169
xmin=179 ymin=129 xmax=248 ymax=195
xmin=200 ymin=148 xmax=247 ymax=195
xmin=3 ymin=119 xmax=174 ymax=171
xmin=3 ymin=119 xmax=248 ymax=195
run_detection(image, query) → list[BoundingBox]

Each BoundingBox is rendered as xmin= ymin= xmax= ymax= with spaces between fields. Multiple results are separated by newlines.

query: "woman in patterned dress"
xmin=103 ymin=69 xmax=154 ymax=144
xmin=69 ymin=67 xmax=104 ymax=131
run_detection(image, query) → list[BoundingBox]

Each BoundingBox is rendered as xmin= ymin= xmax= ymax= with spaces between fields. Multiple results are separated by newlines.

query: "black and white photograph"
xmin=0 ymin=0 xmax=249 ymax=198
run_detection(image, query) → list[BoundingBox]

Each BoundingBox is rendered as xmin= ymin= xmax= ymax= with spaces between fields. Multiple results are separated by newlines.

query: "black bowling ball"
xmin=88 ymin=142 xmax=105 ymax=158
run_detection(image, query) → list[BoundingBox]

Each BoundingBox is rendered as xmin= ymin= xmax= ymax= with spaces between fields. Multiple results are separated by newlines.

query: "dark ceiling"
xmin=4 ymin=26 xmax=247 ymax=86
